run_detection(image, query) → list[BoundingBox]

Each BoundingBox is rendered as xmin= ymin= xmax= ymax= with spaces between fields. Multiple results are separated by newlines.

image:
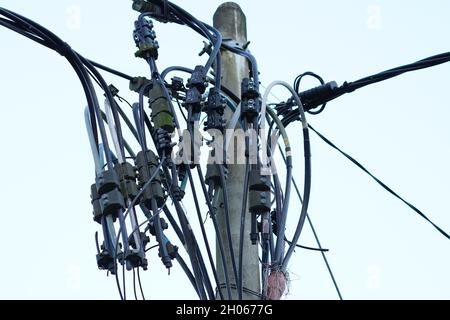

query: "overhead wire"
xmin=308 ymin=124 xmax=450 ymax=240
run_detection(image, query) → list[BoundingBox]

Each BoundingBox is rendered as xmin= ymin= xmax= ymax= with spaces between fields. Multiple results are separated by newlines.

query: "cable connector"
xmin=159 ymin=243 xmax=173 ymax=269
xmin=204 ymin=88 xmax=226 ymax=132
xmin=133 ymin=18 xmax=159 ymax=59
xmin=249 ymin=190 xmax=271 ymax=245
xmin=249 ymin=190 xmax=271 ymax=214
xmin=261 ymin=211 xmax=271 ymax=241
xmin=148 ymin=217 xmax=168 ymax=235
xmin=241 ymin=78 xmax=259 ymax=100
xmin=149 ymin=82 xmax=175 ymax=133
xmin=132 ymin=0 xmax=174 ymax=24
xmin=96 ymin=247 xmax=115 ymax=272
xmin=166 ymin=242 xmax=179 ymax=260
xmin=249 ymin=165 xmax=271 ymax=191
xmin=92 ymin=170 xmax=125 ymax=220
xmin=176 ymin=163 xmax=187 ymax=182
xmin=135 ymin=150 xmax=165 ymax=207
xmin=187 ymin=65 xmax=208 ymax=94
xmin=129 ymin=77 xmax=152 ymax=95
xmin=129 ymin=231 xmax=150 ymax=250
xmin=171 ymin=184 xmax=185 ymax=201
xmin=184 ymin=66 xmax=208 ymax=115
xmin=104 ymin=84 xmax=119 ymax=98
xmin=90 ymin=183 xmax=102 ymax=224
xmin=248 ymin=165 xmax=271 ymax=244
xmin=205 ymin=164 xmax=221 ymax=187
xmin=156 ymin=128 xmax=175 ymax=155
xmin=169 ymin=76 xmax=185 ymax=99
xmin=114 ymin=162 xmax=139 ymax=201
xmin=240 ymin=78 xmax=261 ymax=122
xmin=125 ymin=249 xmax=147 ymax=270
xmin=184 ymin=87 xmax=203 ymax=114
xmin=95 ymin=169 xmax=119 ymax=195
xmin=297 ymin=81 xmax=338 ymax=111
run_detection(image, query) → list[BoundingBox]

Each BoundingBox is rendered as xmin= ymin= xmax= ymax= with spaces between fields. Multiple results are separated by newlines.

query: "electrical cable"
xmin=176 ymin=253 xmax=200 ymax=297
xmin=308 ymin=124 xmax=450 ymax=240
xmin=196 ymin=166 xmax=233 ymax=299
xmin=237 ymin=128 xmax=251 ymax=300
xmin=168 ymin=186 xmax=209 ymax=300
xmin=278 ymin=143 xmax=342 ymax=300
xmin=263 ymin=86 xmax=341 ymax=298
xmin=1 ymin=3 xmax=259 ymax=301
xmin=278 ymin=52 xmax=450 ymax=123
xmin=87 ymin=59 xmax=134 ymax=81
xmin=122 ymin=262 xmax=127 ymax=300
xmin=99 ymin=109 xmax=136 ymax=158
xmin=293 ymin=71 xmax=327 ymax=115
xmin=218 ymin=165 xmax=240 ymax=290
xmin=113 ymin=158 xmax=166 ymax=299
xmin=284 ymin=239 xmax=328 ymax=252
xmin=260 ymin=82 xmax=311 ymax=272
xmin=160 ymin=65 xmax=240 ymax=113
xmin=133 ymin=268 xmax=138 ymax=300
xmin=84 ymin=107 xmax=102 ymax=174
xmin=0 ymin=8 xmax=115 ymax=170
xmin=137 ymin=267 xmax=146 ymax=300
xmin=186 ymin=168 xmax=223 ymax=300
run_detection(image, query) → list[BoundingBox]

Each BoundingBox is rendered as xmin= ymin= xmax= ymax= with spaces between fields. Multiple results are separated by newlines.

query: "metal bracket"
xmin=222 ymin=38 xmax=250 ymax=50
xmin=199 ymin=38 xmax=251 ymax=57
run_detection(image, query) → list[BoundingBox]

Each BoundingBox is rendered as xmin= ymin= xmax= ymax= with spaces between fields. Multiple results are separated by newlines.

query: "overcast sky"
xmin=0 ymin=0 xmax=449 ymax=299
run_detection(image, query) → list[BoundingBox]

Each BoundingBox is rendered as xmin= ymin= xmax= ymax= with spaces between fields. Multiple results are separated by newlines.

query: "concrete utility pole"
xmin=213 ymin=2 xmax=261 ymax=300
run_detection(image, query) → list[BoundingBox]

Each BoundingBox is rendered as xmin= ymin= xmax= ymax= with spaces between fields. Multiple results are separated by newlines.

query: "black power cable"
xmin=277 ymin=143 xmax=343 ymax=300
xmin=0 ymin=9 xmax=125 ymax=184
xmin=308 ymin=124 xmax=450 ymax=240
xmin=278 ymin=51 xmax=450 ymax=125
xmin=237 ymin=151 xmax=251 ymax=300
xmin=293 ymin=71 xmax=327 ymax=115
xmin=186 ymin=168 xmax=224 ymax=300
xmin=195 ymin=166 xmax=233 ymax=300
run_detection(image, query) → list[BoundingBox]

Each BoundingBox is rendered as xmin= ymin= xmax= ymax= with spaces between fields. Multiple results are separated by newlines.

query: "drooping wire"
xmin=308 ymin=124 xmax=450 ymax=240
xmin=137 ymin=267 xmax=146 ymax=300
xmin=293 ymin=71 xmax=327 ymax=115
xmin=132 ymin=268 xmax=138 ymax=300
xmin=186 ymin=168 xmax=224 ymax=300
xmin=277 ymin=142 xmax=343 ymax=300
xmin=195 ymin=166 xmax=233 ymax=300
xmin=122 ymin=262 xmax=127 ymax=300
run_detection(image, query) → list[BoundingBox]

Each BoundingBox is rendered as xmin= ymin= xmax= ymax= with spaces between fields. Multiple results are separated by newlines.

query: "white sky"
xmin=0 ymin=0 xmax=449 ymax=299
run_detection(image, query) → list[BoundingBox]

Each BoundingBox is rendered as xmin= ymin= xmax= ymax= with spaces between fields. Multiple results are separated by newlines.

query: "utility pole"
xmin=213 ymin=2 xmax=261 ymax=300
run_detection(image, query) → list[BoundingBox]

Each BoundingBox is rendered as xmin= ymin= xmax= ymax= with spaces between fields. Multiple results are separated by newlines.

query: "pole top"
xmin=213 ymin=2 xmax=247 ymax=43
